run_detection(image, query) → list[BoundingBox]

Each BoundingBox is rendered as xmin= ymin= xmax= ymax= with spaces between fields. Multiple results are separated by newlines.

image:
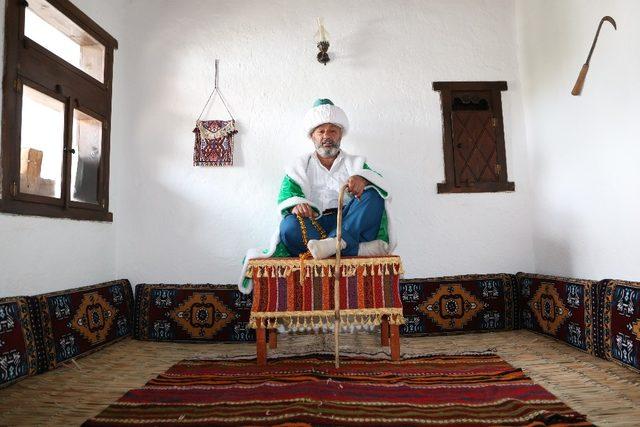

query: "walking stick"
xmin=333 ymin=184 xmax=349 ymax=368
xmin=571 ymin=16 xmax=617 ymax=96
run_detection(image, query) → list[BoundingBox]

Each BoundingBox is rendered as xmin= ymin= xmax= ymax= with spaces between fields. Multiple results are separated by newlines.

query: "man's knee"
xmin=280 ymin=214 xmax=302 ymax=244
xmin=360 ymin=187 xmax=384 ymax=207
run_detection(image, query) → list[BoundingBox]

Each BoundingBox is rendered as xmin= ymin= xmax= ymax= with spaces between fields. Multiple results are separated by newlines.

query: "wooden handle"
xmin=333 ymin=184 xmax=349 ymax=369
xmin=571 ymin=63 xmax=589 ymax=96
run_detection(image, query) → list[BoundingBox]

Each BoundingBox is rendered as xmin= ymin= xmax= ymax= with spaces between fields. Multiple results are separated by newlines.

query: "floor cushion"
xmin=400 ymin=274 xmax=518 ymax=335
xmin=30 ymin=279 xmax=134 ymax=370
xmin=0 ymin=297 xmax=38 ymax=388
xmin=517 ymin=273 xmax=597 ymax=355
xmin=596 ymin=279 xmax=640 ymax=372
xmin=134 ymin=284 xmax=254 ymax=342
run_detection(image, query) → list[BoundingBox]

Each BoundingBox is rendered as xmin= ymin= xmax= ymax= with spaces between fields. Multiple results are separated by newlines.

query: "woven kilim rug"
xmin=84 ymin=353 xmax=592 ymax=426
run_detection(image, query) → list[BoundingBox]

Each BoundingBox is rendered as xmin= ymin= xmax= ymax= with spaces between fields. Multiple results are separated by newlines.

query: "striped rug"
xmin=84 ymin=353 xmax=592 ymax=426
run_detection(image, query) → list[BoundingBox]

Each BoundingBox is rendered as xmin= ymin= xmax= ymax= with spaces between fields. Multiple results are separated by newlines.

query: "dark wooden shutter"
xmin=434 ymin=82 xmax=514 ymax=193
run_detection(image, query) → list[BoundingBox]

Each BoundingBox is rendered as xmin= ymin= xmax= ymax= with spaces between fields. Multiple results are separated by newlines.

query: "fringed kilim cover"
xmin=399 ymin=274 xmax=518 ymax=335
xmin=85 ymin=353 xmax=592 ymax=426
xmin=30 ymin=280 xmax=134 ymax=370
xmin=133 ymin=284 xmax=254 ymax=342
xmin=516 ymin=273 xmax=597 ymax=355
xmin=596 ymin=279 xmax=640 ymax=372
xmin=0 ymin=297 xmax=38 ymax=388
xmin=246 ymin=256 xmax=404 ymax=331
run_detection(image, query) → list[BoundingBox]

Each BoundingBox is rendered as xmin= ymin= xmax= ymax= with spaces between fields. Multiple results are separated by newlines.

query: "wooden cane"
xmin=571 ymin=16 xmax=617 ymax=96
xmin=333 ymin=184 xmax=349 ymax=369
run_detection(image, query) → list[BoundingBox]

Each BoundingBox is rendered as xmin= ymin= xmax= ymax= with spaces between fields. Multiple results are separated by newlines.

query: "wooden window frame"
xmin=1 ymin=0 xmax=117 ymax=221
xmin=433 ymin=81 xmax=515 ymax=194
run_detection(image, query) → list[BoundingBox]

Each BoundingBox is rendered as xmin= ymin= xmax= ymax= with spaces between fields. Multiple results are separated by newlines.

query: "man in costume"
xmin=239 ymin=99 xmax=395 ymax=293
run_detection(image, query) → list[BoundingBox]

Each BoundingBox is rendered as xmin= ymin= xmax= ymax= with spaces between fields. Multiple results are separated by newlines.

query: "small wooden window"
xmin=1 ymin=0 xmax=117 ymax=221
xmin=433 ymin=81 xmax=514 ymax=194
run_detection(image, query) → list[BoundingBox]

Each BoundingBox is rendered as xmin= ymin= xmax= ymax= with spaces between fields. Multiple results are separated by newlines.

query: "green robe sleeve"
xmin=362 ymin=163 xmax=388 ymax=198
xmin=277 ymin=175 xmax=319 ymax=216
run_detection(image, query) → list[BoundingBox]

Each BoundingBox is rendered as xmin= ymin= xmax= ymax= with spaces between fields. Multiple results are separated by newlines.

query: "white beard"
xmin=315 ymin=139 xmax=341 ymax=158
xmin=316 ymin=146 xmax=340 ymax=157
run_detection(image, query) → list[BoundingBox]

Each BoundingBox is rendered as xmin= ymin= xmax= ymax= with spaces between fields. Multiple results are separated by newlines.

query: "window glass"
xmin=20 ymin=85 xmax=64 ymax=198
xmin=25 ymin=0 xmax=105 ymax=82
xmin=71 ymin=110 xmax=102 ymax=204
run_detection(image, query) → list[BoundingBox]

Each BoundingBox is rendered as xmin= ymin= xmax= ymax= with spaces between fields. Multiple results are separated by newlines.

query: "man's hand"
xmin=347 ymin=175 xmax=369 ymax=199
xmin=292 ymin=203 xmax=316 ymax=218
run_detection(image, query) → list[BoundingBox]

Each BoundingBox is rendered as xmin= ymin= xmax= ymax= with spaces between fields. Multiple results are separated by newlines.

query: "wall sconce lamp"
xmin=315 ymin=17 xmax=330 ymax=65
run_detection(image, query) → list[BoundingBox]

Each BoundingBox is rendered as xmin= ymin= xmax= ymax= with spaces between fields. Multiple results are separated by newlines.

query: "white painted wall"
xmin=0 ymin=0 xmax=125 ymax=297
xmin=4 ymin=0 xmax=638 ymax=296
xmin=516 ymin=0 xmax=640 ymax=280
xmin=1 ymin=0 xmax=544 ymax=297
xmin=113 ymin=0 xmax=535 ymax=285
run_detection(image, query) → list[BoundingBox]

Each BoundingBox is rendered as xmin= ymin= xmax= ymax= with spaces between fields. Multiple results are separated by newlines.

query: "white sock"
xmin=307 ymin=237 xmax=346 ymax=260
xmin=357 ymin=240 xmax=389 ymax=256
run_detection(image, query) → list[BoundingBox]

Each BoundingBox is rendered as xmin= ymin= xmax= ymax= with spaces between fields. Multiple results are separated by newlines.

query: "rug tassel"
xmin=373 ymin=315 xmax=381 ymax=326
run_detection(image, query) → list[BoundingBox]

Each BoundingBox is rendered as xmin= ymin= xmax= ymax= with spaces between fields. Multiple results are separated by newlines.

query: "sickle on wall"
xmin=571 ymin=16 xmax=617 ymax=96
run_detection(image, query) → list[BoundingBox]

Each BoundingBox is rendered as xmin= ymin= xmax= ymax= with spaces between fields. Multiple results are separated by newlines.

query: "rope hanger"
xmin=197 ymin=59 xmax=234 ymax=121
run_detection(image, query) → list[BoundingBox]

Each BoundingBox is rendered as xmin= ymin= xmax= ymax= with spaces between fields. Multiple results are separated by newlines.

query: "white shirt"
xmin=306 ymin=151 xmax=352 ymax=212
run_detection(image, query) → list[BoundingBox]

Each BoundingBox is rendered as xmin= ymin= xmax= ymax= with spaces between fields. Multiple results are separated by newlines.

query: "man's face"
xmin=311 ymin=123 xmax=342 ymax=158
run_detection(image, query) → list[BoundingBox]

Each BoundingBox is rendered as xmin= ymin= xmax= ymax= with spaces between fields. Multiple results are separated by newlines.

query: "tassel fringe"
xmin=246 ymin=257 xmax=404 ymax=281
xmin=248 ymin=309 xmax=405 ymax=332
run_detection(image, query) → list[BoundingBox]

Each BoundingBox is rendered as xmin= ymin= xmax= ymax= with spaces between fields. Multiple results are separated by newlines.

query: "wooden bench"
xmin=246 ymin=256 xmax=405 ymax=366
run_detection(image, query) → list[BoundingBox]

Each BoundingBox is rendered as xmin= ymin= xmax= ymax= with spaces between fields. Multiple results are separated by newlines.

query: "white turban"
xmin=303 ymin=99 xmax=349 ymax=138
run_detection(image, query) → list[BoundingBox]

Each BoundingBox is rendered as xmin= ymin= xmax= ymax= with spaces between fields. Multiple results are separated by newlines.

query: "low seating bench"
xmin=2 ymin=273 xmax=639 ymax=389
xmin=245 ymin=256 xmax=405 ymax=365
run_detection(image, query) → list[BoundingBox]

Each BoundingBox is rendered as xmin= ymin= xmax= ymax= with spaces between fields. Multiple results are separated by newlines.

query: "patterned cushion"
xmin=31 ymin=280 xmax=134 ymax=370
xmin=399 ymin=274 xmax=518 ymax=336
xmin=133 ymin=284 xmax=255 ymax=342
xmin=596 ymin=279 xmax=640 ymax=372
xmin=517 ymin=273 xmax=597 ymax=354
xmin=0 ymin=297 xmax=38 ymax=388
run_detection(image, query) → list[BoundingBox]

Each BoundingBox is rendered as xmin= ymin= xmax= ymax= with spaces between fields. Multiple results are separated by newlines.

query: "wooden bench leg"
xmin=269 ymin=329 xmax=277 ymax=349
xmin=390 ymin=324 xmax=400 ymax=361
xmin=257 ymin=326 xmax=267 ymax=366
xmin=380 ymin=315 xmax=390 ymax=347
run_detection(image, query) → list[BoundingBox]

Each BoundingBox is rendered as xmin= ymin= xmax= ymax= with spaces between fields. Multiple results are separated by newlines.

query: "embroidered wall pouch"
xmin=193 ymin=119 xmax=237 ymax=166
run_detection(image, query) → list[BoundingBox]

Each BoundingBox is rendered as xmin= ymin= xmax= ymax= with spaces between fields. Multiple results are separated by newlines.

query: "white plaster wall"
xmin=114 ymin=0 xmax=535 ymax=285
xmin=0 ymin=0 xmax=125 ymax=297
xmin=516 ymin=0 xmax=640 ymax=280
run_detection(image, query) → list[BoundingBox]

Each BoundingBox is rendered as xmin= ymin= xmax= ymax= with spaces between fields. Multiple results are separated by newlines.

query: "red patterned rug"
xmin=84 ymin=353 xmax=592 ymax=426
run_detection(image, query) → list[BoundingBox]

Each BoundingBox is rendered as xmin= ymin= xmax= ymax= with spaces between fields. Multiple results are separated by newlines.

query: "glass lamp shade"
xmin=315 ymin=17 xmax=329 ymax=43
